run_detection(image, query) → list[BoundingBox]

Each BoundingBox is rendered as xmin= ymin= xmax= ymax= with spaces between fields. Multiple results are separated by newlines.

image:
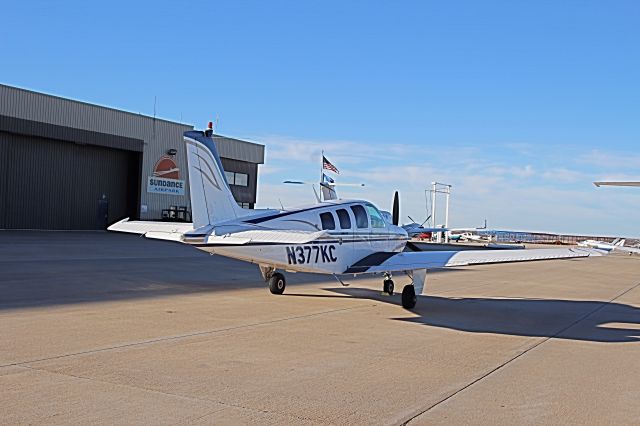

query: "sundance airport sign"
xmin=147 ymin=176 xmax=185 ymax=195
xmin=147 ymin=155 xmax=185 ymax=196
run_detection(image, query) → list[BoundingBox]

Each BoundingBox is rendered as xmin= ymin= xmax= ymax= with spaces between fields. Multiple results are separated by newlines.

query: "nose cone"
xmin=390 ymin=224 xmax=408 ymax=238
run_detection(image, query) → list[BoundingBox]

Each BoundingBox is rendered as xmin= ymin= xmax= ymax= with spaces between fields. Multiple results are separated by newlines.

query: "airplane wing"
xmin=594 ymin=181 xmax=640 ymax=187
xmin=345 ymin=247 xmax=606 ymax=274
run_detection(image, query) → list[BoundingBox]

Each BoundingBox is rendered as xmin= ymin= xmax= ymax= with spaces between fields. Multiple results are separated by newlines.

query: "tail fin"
xmin=184 ymin=129 xmax=248 ymax=228
xmin=614 ymin=238 xmax=626 ymax=247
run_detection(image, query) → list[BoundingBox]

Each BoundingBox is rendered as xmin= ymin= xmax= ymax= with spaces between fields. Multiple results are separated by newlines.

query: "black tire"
xmin=401 ymin=285 xmax=416 ymax=309
xmin=268 ymin=273 xmax=286 ymax=295
xmin=383 ymin=279 xmax=394 ymax=296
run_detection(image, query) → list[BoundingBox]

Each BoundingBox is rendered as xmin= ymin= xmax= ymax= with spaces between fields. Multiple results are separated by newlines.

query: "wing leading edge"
xmin=345 ymin=247 xmax=606 ymax=274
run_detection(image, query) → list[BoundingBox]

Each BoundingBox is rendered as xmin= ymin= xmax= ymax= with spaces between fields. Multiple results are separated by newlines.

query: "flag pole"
xmin=320 ymin=150 xmax=324 ymax=201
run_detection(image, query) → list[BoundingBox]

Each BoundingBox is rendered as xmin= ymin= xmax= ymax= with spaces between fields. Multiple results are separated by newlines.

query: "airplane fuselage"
xmin=183 ymin=199 xmax=409 ymax=275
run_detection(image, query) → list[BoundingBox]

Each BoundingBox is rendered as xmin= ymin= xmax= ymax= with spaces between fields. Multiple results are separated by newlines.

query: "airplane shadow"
xmin=287 ymin=287 xmax=640 ymax=343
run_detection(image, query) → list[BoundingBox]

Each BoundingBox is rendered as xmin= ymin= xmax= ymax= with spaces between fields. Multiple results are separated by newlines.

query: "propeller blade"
xmin=392 ymin=191 xmax=400 ymax=226
xmin=421 ymin=215 xmax=431 ymax=227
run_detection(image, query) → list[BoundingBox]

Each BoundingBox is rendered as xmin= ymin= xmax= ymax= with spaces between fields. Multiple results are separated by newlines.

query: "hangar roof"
xmin=0 ymin=83 xmax=264 ymax=164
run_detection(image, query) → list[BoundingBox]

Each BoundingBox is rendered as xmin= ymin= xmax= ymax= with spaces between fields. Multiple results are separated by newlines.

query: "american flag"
xmin=322 ymin=155 xmax=339 ymax=174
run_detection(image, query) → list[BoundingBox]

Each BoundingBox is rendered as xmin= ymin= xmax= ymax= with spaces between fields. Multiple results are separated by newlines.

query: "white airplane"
xmin=449 ymin=231 xmax=492 ymax=243
xmin=578 ymin=238 xmax=640 ymax=255
xmin=109 ymin=124 xmax=607 ymax=309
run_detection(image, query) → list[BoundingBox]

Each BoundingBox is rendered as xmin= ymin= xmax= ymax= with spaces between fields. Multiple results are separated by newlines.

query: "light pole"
xmin=428 ymin=182 xmax=452 ymax=243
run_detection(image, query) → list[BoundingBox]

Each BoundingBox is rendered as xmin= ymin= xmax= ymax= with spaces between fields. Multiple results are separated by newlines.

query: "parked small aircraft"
xmin=400 ymin=215 xmax=450 ymax=238
xmin=109 ymin=124 xmax=606 ymax=309
xmin=449 ymin=231 xmax=492 ymax=243
xmin=578 ymin=238 xmax=640 ymax=255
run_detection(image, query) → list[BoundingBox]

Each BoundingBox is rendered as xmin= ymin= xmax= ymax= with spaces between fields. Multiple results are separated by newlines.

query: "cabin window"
xmin=350 ymin=205 xmax=368 ymax=229
xmin=365 ymin=204 xmax=386 ymax=228
xmin=320 ymin=212 xmax=336 ymax=230
xmin=336 ymin=209 xmax=351 ymax=229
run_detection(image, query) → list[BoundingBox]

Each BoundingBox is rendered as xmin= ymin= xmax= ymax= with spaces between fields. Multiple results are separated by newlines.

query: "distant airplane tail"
xmin=613 ymin=238 xmax=626 ymax=247
xmin=185 ymin=125 xmax=251 ymax=228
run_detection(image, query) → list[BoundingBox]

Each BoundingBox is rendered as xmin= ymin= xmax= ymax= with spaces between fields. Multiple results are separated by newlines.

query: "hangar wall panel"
xmin=0 ymin=132 xmax=138 ymax=230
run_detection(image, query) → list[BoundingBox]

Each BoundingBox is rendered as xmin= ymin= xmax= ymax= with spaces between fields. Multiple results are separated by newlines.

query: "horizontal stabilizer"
xmin=108 ymin=218 xmax=193 ymax=241
xmin=208 ymin=229 xmax=329 ymax=245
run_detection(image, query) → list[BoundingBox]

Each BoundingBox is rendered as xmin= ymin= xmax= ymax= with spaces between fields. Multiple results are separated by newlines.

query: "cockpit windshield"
xmin=365 ymin=204 xmax=386 ymax=228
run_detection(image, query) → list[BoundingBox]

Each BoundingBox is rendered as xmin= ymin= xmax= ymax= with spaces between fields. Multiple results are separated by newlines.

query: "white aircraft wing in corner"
xmin=345 ymin=247 xmax=605 ymax=274
xmin=594 ymin=181 xmax=640 ymax=187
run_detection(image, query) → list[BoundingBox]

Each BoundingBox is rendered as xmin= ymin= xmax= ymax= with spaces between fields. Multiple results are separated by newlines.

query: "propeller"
xmin=392 ymin=191 xmax=400 ymax=226
xmin=408 ymin=215 xmax=431 ymax=227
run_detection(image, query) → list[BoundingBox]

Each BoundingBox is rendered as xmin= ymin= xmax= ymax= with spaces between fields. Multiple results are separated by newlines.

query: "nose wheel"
xmin=383 ymin=279 xmax=394 ymax=295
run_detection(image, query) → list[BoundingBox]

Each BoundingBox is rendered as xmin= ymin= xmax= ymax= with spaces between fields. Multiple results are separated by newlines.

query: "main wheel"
xmin=383 ymin=279 xmax=394 ymax=295
xmin=401 ymin=285 xmax=416 ymax=309
xmin=268 ymin=273 xmax=286 ymax=295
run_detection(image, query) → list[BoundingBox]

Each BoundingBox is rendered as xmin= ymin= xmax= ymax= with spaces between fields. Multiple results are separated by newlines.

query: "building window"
xmin=234 ymin=173 xmax=248 ymax=186
xmin=336 ymin=209 xmax=351 ymax=229
xmin=225 ymin=171 xmax=249 ymax=187
xmin=320 ymin=212 xmax=336 ymax=230
xmin=350 ymin=205 xmax=368 ymax=229
xmin=365 ymin=204 xmax=385 ymax=228
xmin=237 ymin=202 xmax=251 ymax=209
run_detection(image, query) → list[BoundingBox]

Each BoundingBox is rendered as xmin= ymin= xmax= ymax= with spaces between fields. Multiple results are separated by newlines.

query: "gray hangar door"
xmin=0 ymin=132 xmax=140 ymax=230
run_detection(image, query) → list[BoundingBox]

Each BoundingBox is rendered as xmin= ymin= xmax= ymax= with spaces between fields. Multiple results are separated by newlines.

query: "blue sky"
xmin=2 ymin=1 xmax=639 ymax=235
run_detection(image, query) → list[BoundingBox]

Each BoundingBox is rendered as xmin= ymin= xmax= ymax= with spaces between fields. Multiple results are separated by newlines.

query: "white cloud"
xmin=578 ymin=149 xmax=640 ymax=170
xmin=253 ymin=136 xmax=640 ymax=236
xmin=541 ymin=168 xmax=587 ymax=183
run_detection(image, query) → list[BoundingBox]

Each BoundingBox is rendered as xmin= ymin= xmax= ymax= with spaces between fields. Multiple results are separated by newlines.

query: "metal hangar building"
xmin=0 ymin=84 xmax=264 ymax=230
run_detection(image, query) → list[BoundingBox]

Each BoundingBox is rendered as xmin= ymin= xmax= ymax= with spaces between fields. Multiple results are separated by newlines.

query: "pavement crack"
xmin=0 ymin=305 xmax=367 ymax=369
xmin=400 ymin=281 xmax=640 ymax=425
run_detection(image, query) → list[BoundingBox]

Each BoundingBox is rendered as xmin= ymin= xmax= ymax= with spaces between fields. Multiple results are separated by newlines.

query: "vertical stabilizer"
xmin=184 ymin=127 xmax=248 ymax=228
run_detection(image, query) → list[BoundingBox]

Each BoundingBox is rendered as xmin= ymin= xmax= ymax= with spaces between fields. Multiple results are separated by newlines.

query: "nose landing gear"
xmin=382 ymin=273 xmax=394 ymax=295
xmin=383 ymin=279 xmax=394 ymax=295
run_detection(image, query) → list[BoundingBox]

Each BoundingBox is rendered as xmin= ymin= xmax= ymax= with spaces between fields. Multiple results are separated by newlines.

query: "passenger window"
xmin=336 ymin=209 xmax=351 ymax=229
xmin=350 ymin=205 xmax=368 ymax=229
xmin=366 ymin=204 xmax=386 ymax=228
xmin=320 ymin=212 xmax=336 ymax=230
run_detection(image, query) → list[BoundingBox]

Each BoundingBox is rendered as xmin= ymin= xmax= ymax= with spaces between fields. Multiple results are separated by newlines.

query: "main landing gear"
xmin=260 ymin=266 xmax=286 ymax=295
xmin=382 ymin=273 xmax=416 ymax=308
xmin=401 ymin=285 xmax=416 ymax=309
xmin=268 ymin=273 xmax=286 ymax=295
